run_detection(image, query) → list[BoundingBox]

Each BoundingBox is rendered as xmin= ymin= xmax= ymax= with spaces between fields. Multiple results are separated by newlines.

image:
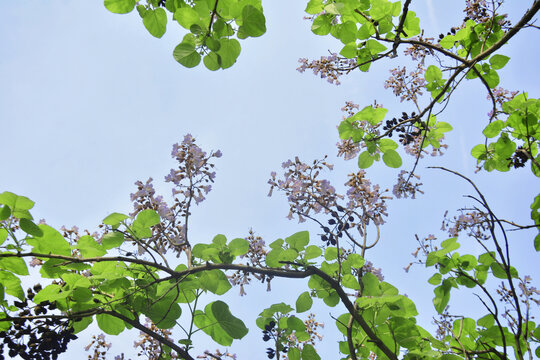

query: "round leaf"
xmin=382 ymin=150 xmax=402 ymax=168
xmin=104 ymin=0 xmax=136 ymax=14
xmin=357 ymin=150 xmax=374 ymax=169
xmin=296 ymin=291 xmax=313 ymax=313
xmin=97 ymin=313 xmax=125 ymax=335
xmin=173 ymin=42 xmax=201 ymax=68
xmin=241 ymin=5 xmax=266 ymax=37
xmin=204 ymin=52 xmax=221 ymax=71
xmin=143 ymin=8 xmax=167 ymax=38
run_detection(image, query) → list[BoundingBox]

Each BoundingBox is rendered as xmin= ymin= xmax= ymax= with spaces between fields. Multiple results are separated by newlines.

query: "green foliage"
xmin=105 ymin=0 xmax=267 ymax=69
xmin=0 ymin=1 xmax=537 ymax=359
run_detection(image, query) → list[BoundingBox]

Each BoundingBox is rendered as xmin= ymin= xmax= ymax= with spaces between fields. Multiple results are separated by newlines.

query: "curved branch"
xmin=105 ymin=310 xmax=195 ymax=360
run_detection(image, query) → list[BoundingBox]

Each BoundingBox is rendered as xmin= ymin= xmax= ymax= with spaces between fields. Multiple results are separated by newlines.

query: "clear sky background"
xmin=1 ymin=1 xmax=539 ymax=359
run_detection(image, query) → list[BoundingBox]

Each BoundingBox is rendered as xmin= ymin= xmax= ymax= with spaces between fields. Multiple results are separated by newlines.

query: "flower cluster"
xmin=345 ymin=170 xmax=390 ymax=231
xmin=84 ymin=334 xmax=112 ymax=360
xmin=297 ymin=53 xmax=357 ymax=85
xmin=362 ymin=260 xmax=385 ymax=281
xmin=133 ymin=319 xmax=178 ymax=359
xmin=129 ymin=134 xmax=222 ymax=258
xmin=488 ymin=86 xmax=519 ymax=118
xmin=228 ymin=230 xmax=272 ymax=295
xmin=286 ymin=313 xmax=324 ymax=350
xmin=392 ymin=170 xmax=424 ymax=199
xmin=166 ymin=134 xmax=221 ymax=204
xmin=441 ymin=210 xmax=490 ymax=240
xmin=336 ymin=101 xmax=386 ymax=160
xmin=384 ymin=64 xmax=426 ymax=104
xmin=463 ymin=0 xmax=491 ymax=24
xmin=268 ymin=157 xmax=338 ymax=223
xmin=336 ymin=138 xmax=361 ymax=161
xmin=404 ymin=34 xmax=435 ymax=64
xmin=270 ymin=158 xmax=390 ymax=245
xmin=197 ymin=349 xmax=237 ymax=360
xmin=404 ymin=234 xmax=437 ymax=272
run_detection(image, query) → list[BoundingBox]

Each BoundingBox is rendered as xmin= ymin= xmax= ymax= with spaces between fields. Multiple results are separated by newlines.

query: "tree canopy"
xmin=1 ymin=0 xmax=539 ymax=359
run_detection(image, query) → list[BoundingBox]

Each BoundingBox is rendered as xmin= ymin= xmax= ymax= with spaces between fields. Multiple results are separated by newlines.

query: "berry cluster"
xmin=262 ymin=321 xmax=288 ymax=359
xmin=509 ymin=147 xmax=529 ymax=168
xmin=320 ymin=207 xmax=354 ymax=246
xmin=382 ymin=112 xmax=426 ymax=145
xmin=438 ymin=27 xmax=457 ymax=40
xmin=0 ymin=285 xmax=77 ymax=360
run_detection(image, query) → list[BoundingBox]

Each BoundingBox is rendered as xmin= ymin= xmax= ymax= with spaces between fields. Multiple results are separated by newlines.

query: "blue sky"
xmin=1 ymin=1 xmax=539 ymax=358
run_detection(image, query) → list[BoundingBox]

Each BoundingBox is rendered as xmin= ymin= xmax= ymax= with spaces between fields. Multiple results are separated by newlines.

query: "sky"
xmin=1 ymin=1 xmax=539 ymax=359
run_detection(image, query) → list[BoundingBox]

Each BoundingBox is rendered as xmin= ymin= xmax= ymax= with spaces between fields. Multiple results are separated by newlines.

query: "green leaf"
xmin=428 ymin=273 xmax=442 ymax=285
xmin=211 ymin=301 xmax=249 ymax=339
xmin=0 ymin=206 xmax=10 ymax=221
xmin=304 ymin=245 xmax=322 ymax=260
xmin=483 ymin=68 xmax=500 ymax=88
xmin=324 ymin=247 xmax=338 ymax=261
xmin=311 ymin=14 xmax=332 ymax=35
xmin=27 ymin=225 xmax=71 ymax=256
xmin=281 ymin=248 xmax=299 ymax=263
xmin=265 ymin=248 xmax=283 ymax=267
xmin=0 ymin=229 xmax=7 ymax=246
xmin=357 ymin=150 xmax=374 ymax=169
xmin=296 ymin=292 xmax=313 ymax=313
xmin=143 ymin=8 xmax=167 ymax=38
xmin=0 ymin=192 xmax=34 ymax=218
xmin=104 ymin=0 xmax=135 ymax=14
xmin=401 ymin=11 xmax=421 ymax=38
xmin=285 ymin=231 xmax=309 ymax=251
xmin=97 ymin=313 xmax=125 ymax=335
xmin=194 ymin=301 xmax=248 ymax=346
xmin=19 ymin=218 xmax=43 ymax=237
xmin=347 ymin=254 xmax=364 ymax=268
xmin=240 ymin=5 xmax=266 ymax=37
xmin=489 ymin=54 xmax=510 ymax=70
xmin=353 ymin=106 xmax=388 ymax=125
xmin=288 ymin=347 xmax=301 ymax=360
xmin=341 ymin=274 xmax=360 ymax=289
xmin=433 ymin=279 xmax=451 ymax=314
xmin=199 ymin=269 xmax=232 ymax=295
xmin=173 ymin=41 xmax=201 ymax=68
xmin=382 ymin=150 xmax=402 ymax=168
xmin=471 ymin=144 xmax=487 ymax=159
xmin=175 ymin=7 xmax=201 ymax=30
xmin=217 ymin=38 xmax=241 ymax=69
xmin=76 ymin=235 xmax=107 ymax=257
xmin=33 ymin=284 xmax=68 ymax=304
xmin=72 ymin=287 xmax=93 ymax=302
xmin=301 ymin=344 xmax=321 ymax=360
xmin=440 ymin=35 xmax=456 ymax=49
xmin=134 ymin=209 xmax=160 ymax=227
xmin=0 ymin=254 xmax=28 ymax=276
xmin=204 ymin=52 xmax=221 ymax=71
xmin=490 ymin=262 xmax=510 ymax=279
xmin=259 ymin=303 xmax=293 ymax=317
xmin=228 ymin=238 xmax=249 ymax=256
xmin=379 ymin=138 xmax=398 ymax=152
xmin=482 ymin=120 xmax=505 ymax=138
xmin=305 ymin=0 xmax=323 ymax=14
xmin=340 ymin=43 xmax=357 ymax=59
xmin=425 ymin=65 xmax=442 ymax=83
xmin=0 ymin=270 xmax=24 ymax=300
xmin=102 ymin=232 xmax=124 ymax=250
xmin=357 ymin=22 xmax=375 ymax=39
xmin=103 ymin=212 xmax=129 ymax=226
